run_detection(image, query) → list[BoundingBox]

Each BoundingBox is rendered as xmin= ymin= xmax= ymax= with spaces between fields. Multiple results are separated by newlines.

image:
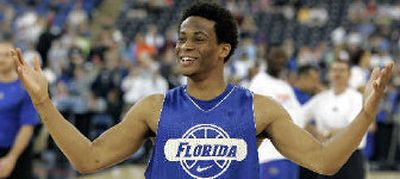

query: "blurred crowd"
xmin=1 ymin=0 xmax=400 ymax=177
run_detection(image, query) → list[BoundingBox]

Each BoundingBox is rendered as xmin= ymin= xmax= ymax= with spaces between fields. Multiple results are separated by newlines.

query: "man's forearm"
xmin=7 ymin=125 xmax=34 ymax=159
xmin=34 ymin=98 xmax=96 ymax=171
xmin=320 ymin=109 xmax=372 ymax=174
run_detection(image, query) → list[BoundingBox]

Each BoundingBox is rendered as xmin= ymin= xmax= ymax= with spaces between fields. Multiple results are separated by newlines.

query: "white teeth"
xmin=181 ymin=57 xmax=195 ymax=61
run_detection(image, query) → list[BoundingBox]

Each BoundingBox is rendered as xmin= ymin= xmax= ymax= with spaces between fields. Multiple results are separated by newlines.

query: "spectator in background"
xmin=0 ymin=41 xmax=39 ymax=178
xmin=370 ymin=45 xmax=394 ymax=68
xmin=230 ymin=51 xmax=254 ymax=85
xmin=91 ymin=50 xmax=125 ymax=99
xmin=36 ymin=23 xmax=62 ymax=68
xmin=53 ymin=47 xmax=95 ymax=137
xmin=348 ymin=0 xmax=367 ymax=23
xmin=91 ymin=49 xmax=127 ymax=126
xmin=14 ymin=10 xmax=44 ymax=48
xmin=23 ymin=41 xmax=42 ymax=65
xmin=292 ymin=64 xmax=322 ymax=105
xmin=292 ymin=65 xmax=324 ymax=179
xmin=249 ymin=46 xmax=305 ymax=179
xmin=0 ymin=2 xmax=14 ymax=40
xmin=144 ymin=24 xmax=165 ymax=51
xmin=47 ymin=39 xmax=69 ymax=77
xmin=159 ymin=47 xmax=184 ymax=89
xmin=121 ymin=66 xmax=147 ymax=107
xmin=298 ymin=5 xmax=328 ymax=27
xmin=121 ymin=54 xmax=168 ymax=110
xmin=349 ymin=49 xmax=371 ymax=92
xmin=134 ymin=33 xmax=157 ymax=60
xmin=302 ymin=60 xmax=366 ymax=179
xmin=67 ymin=1 xmax=88 ymax=32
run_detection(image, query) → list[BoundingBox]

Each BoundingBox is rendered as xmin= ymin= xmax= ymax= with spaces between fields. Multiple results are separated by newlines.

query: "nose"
xmin=180 ymin=40 xmax=195 ymax=51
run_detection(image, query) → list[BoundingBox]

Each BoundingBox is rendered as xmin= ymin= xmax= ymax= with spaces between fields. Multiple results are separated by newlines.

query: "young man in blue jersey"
xmin=11 ymin=2 xmax=393 ymax=179
xmin=0 ymin=41 xmax=39 ymax=178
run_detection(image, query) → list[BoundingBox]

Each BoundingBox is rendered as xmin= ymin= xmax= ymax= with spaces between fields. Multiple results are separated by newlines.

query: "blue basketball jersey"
xmin=145 ymin=84 xmax=259 ymax=179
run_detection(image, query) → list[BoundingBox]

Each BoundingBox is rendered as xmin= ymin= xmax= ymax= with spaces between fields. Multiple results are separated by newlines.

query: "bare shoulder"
xmin=253 ymin=94 xmax=277 ymax=107
xmin=123 ymin=93 xmax=164 ymax=135
xmin=253 ymin=94 xmax=284 ymax=116
xmin=253 ymin=94 xmax=291 ymax=135
xmin=137 ymin=94 xmax=164 ymax=110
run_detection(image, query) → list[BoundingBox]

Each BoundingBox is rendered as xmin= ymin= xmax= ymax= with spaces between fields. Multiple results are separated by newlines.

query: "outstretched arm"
xmin=11 ymin=49 xmax=162 ymax=173
xmin=256 ymin=63 xmax=393 ymax=175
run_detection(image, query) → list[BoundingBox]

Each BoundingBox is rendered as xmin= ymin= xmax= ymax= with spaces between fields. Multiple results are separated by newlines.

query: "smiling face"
xmin=175 ymin=16 xmax=230 ymax=79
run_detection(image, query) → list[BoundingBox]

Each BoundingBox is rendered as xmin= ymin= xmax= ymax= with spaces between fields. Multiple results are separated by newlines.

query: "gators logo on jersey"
xmin=164 ymin=124 xmax=248 ymax=179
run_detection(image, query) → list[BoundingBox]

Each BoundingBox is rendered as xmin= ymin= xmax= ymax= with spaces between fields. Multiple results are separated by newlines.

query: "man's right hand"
xmin=11 ymin=49 xmax=49 ymax=105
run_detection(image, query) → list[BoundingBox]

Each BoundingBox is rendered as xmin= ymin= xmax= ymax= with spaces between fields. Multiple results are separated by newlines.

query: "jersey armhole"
xmin=150 ymin=93 xmax=167 ymax=139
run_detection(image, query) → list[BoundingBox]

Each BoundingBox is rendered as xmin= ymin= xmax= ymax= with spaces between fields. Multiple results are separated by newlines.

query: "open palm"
xmin=363 ymin=63 xmax=393 ymax=119
xmin=11 ymin=49 xmax=49 ymax=105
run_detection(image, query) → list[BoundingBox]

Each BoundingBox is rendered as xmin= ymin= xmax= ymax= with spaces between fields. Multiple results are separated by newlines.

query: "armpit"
xmin=256 ymin=130 xmax=271 ymax=140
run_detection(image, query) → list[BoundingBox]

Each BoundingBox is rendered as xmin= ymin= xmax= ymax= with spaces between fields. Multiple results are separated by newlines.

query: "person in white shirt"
xmin=349 ymin=49 xmax=371 ymax=92
xmin=121 ymin=63 xmax=169 ymax=107
xmin=303 ymin=60 xmax=366 ymax=179
xmin=249 ymin=47 xmax=305 ymax=179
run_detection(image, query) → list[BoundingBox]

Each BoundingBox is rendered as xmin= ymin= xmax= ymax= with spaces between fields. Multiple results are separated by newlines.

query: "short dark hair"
xmin=297 ymin=64 xmax=320 ymax=76
xmin=266 ymin=46 xmax=287 ymax=62
xmin=179 ymin=2 xmax=239 ymax=63
xmin=350 ymin=49 xmax=367 ymax=66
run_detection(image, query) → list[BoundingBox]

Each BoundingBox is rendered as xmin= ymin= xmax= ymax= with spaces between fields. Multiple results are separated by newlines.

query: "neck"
xmin=267 ymin=69 xmax=278 ymax=78
xmin=267 ymin=69 xmax=285 ymax=79
xmin=186 ymin=76 xmax=227 ymax=100
xmin=0 ymin=70 xmax=17 ymax=82
xmin=333 ymin=85 xmax=347 ymax=95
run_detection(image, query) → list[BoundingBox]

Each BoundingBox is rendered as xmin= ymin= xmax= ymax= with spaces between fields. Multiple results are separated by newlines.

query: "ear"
xmin=219 ymin=43 xmax=231 ymax=59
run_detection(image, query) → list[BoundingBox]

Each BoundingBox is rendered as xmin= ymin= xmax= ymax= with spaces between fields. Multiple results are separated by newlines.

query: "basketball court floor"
xmin=78 ymin=164 xmax=400 ymax=179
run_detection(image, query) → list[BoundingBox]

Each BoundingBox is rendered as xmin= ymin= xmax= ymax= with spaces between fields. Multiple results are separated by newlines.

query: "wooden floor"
xmin=79 ymin=165 xmax=146 ymax=179
xmin=79 ymin=164 xmax=400 ymax=179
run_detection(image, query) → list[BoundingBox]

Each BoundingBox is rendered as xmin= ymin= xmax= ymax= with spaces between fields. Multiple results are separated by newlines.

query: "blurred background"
xmin=1 ymin=0 xmax=400 ymax=178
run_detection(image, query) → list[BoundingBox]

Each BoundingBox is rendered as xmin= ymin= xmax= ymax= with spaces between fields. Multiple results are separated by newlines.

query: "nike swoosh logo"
xmin=196 ymin=165 xmax=213 ymax=172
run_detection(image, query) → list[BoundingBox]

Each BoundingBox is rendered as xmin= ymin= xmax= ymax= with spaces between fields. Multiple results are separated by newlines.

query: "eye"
xmin=178 ymin=37 xmax=186 ymax=43
xmin=195 ymin=37 xmax=206 ymax=42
